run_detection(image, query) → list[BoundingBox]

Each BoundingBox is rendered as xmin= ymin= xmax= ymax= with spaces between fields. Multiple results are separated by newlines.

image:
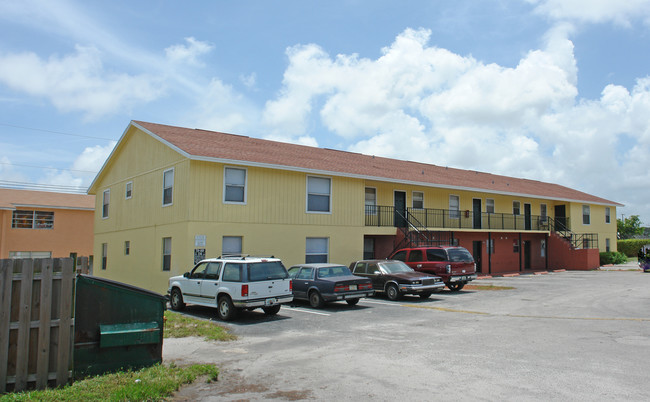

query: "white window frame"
xmin=162 ymin=237 xmax=172 ymax=271
xmin=365 ymin=187 xmax=377 ymax=215
xmin=605 ymin=207 xmax=611 ymax=224
xmin=223 ymin=167 xmax=247 ymax=204
xmin=222 ymin=236 xmax=243 ymax=255
xmin=306 ymin=175 xmax=332 ymax=214
xmin=162 ymin=168 xmax=174 ymax=207
xmin=412 ymin=191 xmax=424 ymax=209
xmin=486 ymin=199 xmax=495 ymax=214
xmin=449 ymin=195 xmax=460 ymax=219
xmin=102 ymin=189 xmax=110 ymax=219
xmin=541 ymin=239 xmax=546 ymax=257
xmin=101 ymin=243 xmax=108 ymax=270
xmin=125 ymin=181 xmax=133 ymax=199
xmin=306 ymin=237 xmax=329 ymax=263
xmin=582 ymin=205 xmax=591 ymax=225
xmin=513 ymin=201 xmax=521 ymax=216
xmin=605 ymin=238 xmax=610 ymax=252
xmin=124 ymin=240 xmax=130 ymax=256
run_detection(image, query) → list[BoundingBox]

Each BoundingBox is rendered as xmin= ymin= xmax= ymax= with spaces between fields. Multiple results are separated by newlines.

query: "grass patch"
xmin=1 ymin=363 xmax=218 ymax=402
xmin=464 ymin=284 xmax=515 ymax=291
xmin=164 ymin=311 xmax=236 ymax=341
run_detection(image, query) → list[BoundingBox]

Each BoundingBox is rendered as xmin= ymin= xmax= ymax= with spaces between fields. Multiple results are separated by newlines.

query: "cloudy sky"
xmin=1 ymin=0 xmax=649 ymax=223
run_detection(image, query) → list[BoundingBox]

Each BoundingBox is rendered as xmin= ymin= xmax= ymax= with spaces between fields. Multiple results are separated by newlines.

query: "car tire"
xmin=447 ymin=283 xmax=465 ymax=292
xmin=386 ymin=283 xmax=401 ymax=301
xmin=170 ymin=288 xmax=185 ymax=311
xmin=419 ymin=292 xmax=432 ymax=299
xmin=217 ymin=295 xmax=238 ymax=321
xmin=262 ymin=304 xmax=281 ymax=315
xmin=309 ymin=290 xmax=324 ymax=308
xmin=346 ymin=298 xmax=360 ymax=306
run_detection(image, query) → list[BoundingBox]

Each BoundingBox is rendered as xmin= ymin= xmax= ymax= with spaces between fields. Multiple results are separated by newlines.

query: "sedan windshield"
xmin=318 ymin=266 xmax=352 ymax=278
xmin=380 ymin=261 xmax=413 ymax=274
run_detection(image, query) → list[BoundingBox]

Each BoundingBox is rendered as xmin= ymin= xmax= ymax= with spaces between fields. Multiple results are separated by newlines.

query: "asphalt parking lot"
xmin=164 ymin=268 xmax=650 ymax=401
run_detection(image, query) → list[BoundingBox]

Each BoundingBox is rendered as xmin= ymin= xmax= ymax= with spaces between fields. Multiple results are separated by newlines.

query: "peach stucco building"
xmin=0 ymin=188 xmax=94 ymax=260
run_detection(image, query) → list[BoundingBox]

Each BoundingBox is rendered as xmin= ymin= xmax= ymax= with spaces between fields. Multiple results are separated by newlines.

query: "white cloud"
xmin=0 ymin=46 xmax=163 ymax=119
xmin=527 ymin=0 xmax=650 ymax=26
xmin=264 ymin=27 xmax=650 ymax=220
xmin=165 ymin=37 xmax=214 ymax=66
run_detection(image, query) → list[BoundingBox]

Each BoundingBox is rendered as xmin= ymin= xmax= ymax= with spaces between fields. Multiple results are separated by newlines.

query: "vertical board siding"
xmin=0 ymin=258 xmax=76 ymax=392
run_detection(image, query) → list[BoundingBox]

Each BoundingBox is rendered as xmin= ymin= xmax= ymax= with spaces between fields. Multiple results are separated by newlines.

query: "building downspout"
xmin=519 ymin=232 xmax=522 ymax=272
xmin=488 ymin=232 xmax=492 ymax=275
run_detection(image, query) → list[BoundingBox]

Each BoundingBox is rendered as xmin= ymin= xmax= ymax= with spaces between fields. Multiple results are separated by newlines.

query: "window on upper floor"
xmin=365 ymin=187 xmax=377 ymax=215
xmin=125 ymin=181 xmax=133 ymax=199
xmin=540 ymin=204 xmax=547 ymax=222
xmin=486 ymin=199 xmax=495 ymax=214
xmin=605 ymin=207 xmax=611 ymax=224
xmin=163 ymin=169 xmax=174 ymax=206
xmin=412 ymin=191 xmax=424 ymax=209
xmin=307 ymin=176 xmax=331 ymax=213
xmin=449 ymin=195 xmax=460 ymax=219
xmin=12 ymin=210 xmax=54 ymax=229
xmin=224 ymin=167 xmax=246 ymax=204
xmin=306 ymin=237 xmax=328 ymax=263
xmin=582 ymin=205 xmax=590 ymax=225
xmin=102 ymin=189 xmax=110 ymax=218
xmin=513 ymin=201 xmax=521 ymax=216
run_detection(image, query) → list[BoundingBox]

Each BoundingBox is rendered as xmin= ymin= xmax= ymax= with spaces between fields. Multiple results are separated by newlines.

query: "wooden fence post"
xmin=0 ymin=259 xmax=13 ymax=392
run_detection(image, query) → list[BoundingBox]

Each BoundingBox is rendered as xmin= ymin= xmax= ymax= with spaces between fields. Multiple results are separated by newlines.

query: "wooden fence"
xmin=0 ymin=257 xmax=90 ymax=393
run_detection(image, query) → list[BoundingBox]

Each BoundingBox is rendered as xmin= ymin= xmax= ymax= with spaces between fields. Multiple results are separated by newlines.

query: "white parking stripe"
xmin=363 ymin=300 xmax=399 ymax=306
xmin=285 ymin=307 xmax=331 ymax=316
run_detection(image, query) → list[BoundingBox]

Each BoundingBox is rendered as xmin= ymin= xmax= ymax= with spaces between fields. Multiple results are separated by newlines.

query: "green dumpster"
xmin=73 ymin=275 xmax=167 ymax=379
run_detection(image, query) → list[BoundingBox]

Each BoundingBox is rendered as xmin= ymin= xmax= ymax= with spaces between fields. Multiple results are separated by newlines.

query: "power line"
xmin=0 ymin=180 xmax=88 ymax=194
xmin=0 ymin=161 xmax=98 ymax=174
xmin=0 ymin=122 xmax=115 ymax=141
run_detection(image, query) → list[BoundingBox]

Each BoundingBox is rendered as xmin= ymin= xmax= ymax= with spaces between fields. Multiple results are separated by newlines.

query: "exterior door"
xmin=472 ymin=241 xmax=482 ymax=273
xmin=523 ymin=241 xmax=531 ymax=270
xmin=472 ymin=199 xmax=482 ymax=229
xmin=524 ymin=203 xmax=532 ymax=230
xmin=555 ymin=205 xmax=567 ymax=231
xmin=394 ymin=191 xmax=407 ymax=227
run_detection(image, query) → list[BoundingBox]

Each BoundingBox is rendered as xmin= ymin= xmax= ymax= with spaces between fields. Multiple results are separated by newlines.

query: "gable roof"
xmin=95 ymin=120 xmax=620 ymax=206
xmin=0 ymin=188 xmax=95 ymax=210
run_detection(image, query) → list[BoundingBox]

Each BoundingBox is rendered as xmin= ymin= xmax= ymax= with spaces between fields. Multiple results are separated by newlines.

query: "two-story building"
xmin=0 ymin=188 xmax=95 ymax=260
xmin=88 ymin=121 xmax=621 ymax=293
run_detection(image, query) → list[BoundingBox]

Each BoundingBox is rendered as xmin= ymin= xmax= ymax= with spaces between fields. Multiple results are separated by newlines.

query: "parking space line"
xmin=286 ymin=307 xmax=331 ymax=316
xmin=363 ymin=300 xmax=400 ymax=306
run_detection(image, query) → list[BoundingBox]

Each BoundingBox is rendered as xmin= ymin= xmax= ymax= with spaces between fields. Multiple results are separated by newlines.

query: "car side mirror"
xmin=183 ymin=272 xmax=190 ymax=278
xmin=373 ymin=271 xmax=381 ymax=275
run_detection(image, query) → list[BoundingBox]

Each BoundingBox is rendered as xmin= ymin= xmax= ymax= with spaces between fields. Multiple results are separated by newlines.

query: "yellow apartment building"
xmin=88 ymin=121 xmax=621 ymax=293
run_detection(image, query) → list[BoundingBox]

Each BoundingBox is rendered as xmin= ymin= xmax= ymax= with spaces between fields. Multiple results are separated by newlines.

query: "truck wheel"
xmin=447 ymin=283 xmax=465 ymax=291
xmin=309 ymin=290 xmax=324 ymax=308
xmin=217 ymin=296 xmax=238 ymax=321
xmin=170 ymin=288 xmax=185 ymax=311
xmin=262 ymin=305 xmax=281 ymax=315
xmin=386 ymin=284 xmax=401 ymax=301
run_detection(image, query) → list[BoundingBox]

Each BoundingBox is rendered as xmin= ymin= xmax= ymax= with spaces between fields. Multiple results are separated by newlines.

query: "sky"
xmin=0 ymin=0 xmax=649 ymax=225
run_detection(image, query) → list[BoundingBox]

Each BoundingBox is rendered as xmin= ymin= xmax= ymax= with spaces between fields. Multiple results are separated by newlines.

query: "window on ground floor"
xmin=541 ymin=239 xmax=546 ymax=257
xmin=9 ymin=251 xmax=52 ymax=259
xmin=223 ymin=236 xmax=243 ymax=256
xmin=125 ymin=241 xmax=130 ymax=256
xmin=102 ymin=243 xmax=108 ymax=270
xmin=162 ymin=237 xmax=171 ymax=271
xmin=363 ymin=238 xmax=374 ymax=259
xmin=306 ymin=237 xmax=328 ymax=263
xmin=605 ymin=238 xmax=610 ymax=252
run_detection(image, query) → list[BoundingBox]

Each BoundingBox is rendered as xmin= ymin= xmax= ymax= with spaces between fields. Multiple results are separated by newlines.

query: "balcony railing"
xmin=365 ymin=205 xmax=568 ymax=232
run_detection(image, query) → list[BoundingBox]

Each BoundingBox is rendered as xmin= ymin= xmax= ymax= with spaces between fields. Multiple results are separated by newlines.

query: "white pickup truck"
xmin=168 ymin=255 xmax=293 ymax=320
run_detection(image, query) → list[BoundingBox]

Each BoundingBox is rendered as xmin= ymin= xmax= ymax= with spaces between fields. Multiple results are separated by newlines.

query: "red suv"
xmin=388 ymin=246 xmax=477 ymax=291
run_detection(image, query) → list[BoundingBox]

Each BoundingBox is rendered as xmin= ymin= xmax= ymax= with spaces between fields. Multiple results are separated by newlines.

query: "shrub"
xmin=617 ymin=239 xmax=650 ymax=257
xmin=600 ymin=251 xmax=628 ymax=265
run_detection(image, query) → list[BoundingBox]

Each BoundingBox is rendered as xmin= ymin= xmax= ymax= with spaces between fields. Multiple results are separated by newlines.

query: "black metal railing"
xmin=366 ymin=205 xmax=559 ymax=231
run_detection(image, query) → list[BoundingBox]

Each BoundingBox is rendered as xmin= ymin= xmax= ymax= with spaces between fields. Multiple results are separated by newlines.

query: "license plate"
xmin=349 ymin=285 xmax=357 ymax=290
xmin=264 ymin=298 xmax=277 ymax=306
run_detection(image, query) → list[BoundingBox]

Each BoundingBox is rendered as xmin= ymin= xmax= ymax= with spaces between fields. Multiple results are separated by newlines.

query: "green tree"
xmin=617 ymin=215 xmax=643 ymax=239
